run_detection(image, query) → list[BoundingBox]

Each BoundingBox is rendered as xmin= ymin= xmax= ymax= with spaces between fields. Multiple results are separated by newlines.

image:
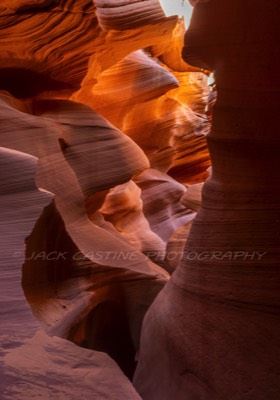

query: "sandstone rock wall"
xmin=0 ymin=0 xmax=210 ymax=397
xmin=134 ymin=1 xmax=280 ymax=399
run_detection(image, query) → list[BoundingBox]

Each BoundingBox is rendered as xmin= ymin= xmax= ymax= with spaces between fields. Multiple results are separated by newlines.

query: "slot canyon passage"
xmin=0 ymin=0 xmax=279 ymax=399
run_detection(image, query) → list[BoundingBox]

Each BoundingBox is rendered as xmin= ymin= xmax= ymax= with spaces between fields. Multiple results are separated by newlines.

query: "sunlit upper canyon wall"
xmin=0 ymin=0 xmax=210 ymax=397
xmin=1 ymin=0 xmax=278 ymax=399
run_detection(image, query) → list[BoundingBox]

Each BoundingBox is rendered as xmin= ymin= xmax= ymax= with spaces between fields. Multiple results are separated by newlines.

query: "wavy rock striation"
xmin=93 ymin=0 xmax=166 ymax=31
xmin=0 ymin=0 xmax=100 ymax=98
xmin=0 ymin=147 xmax=142 ymax=399
xmin=0 ymin=0 xmax=213 ymax=397
xmin=73 ymin=14 xmax=210 ymax=184
xmin=0 ymin=91 xmax=167 ymax=392
xmin=134 ymin=1 xmax=280 ymax=399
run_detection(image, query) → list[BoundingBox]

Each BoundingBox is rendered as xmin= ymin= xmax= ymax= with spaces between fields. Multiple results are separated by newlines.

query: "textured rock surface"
xmin=23 ymin=200 xmax=167 ymax=379
xmin=0 ymin=148 xmax=142 ymax=400
xmin=135 ymin=168 xmax=195 ymax=244
xmin=134 ymin=1 xmax=280 ymax=399
xmin=3 ymin=331 xmax=142 ymax=400
xmin=181 ymin=182 xmax=203 ymax=212
xmin=0 ymin=0 xmax=99 ymax=98
xmin=76 ymin=50 xmax=179 ymax=127
xmin=101 ymin=180 xmax=166 ymax=259
xmin=0 ymin=91 xmax=167 ymax=395
xmin=93 ymin=0 xmax=166 ymax=31
xmin=73 ymin=14 xmax=211 ymax=184
xmin=0 ymin=0 xmax=213 ymax=397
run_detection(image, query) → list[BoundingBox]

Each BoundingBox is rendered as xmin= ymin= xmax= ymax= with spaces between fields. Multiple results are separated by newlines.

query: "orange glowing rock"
xmin=93 ymin=0 xmax=166 ymax=31
xmin=101 ymin=180 xmax=166 ymax=261
xmin=0 ymin=0 xmax=213 ymax=396
xmin=0 ymin=0 xmax=100 ymax=97
xmin=72 ymin=12 xmax=210 ymax=185
xmin=75 ymin=50 xmax=179 ymax=128
xmin=151 ymin=17 xmax=200 ymax=73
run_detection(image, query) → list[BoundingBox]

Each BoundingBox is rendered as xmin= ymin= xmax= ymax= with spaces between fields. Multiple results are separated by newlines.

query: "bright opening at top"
xmin=159 ymin=0 xmax=193 ymax=28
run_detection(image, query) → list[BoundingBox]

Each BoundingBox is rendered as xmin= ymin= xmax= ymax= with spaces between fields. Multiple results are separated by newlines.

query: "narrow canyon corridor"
xmin=0 ymin=1 xmax=279 ymax=399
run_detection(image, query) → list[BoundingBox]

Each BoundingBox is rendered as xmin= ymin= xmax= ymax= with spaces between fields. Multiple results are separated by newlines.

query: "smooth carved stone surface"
xmin=165 ymin=221 xmax=193 ymax=271
xmin=0 ymin=0 xmax=59 ymax=13
xmin=0 ymin=89 xmax=169 ymax=391
xmin=78 ymin=50 xmax=179 ymax=127
xmin=73 ymin=14 xmax=210 ymax=184
xmin=0 ymin=0 xmax=99 ymax=97
xmin=181 ymin=182 xmax=203 ymax=212
xmin=0 ymin=92 xmax=168 ymax=383
xmin=0 ymin=0 xmax=213 ymax=397
xmin=0 ymin=148 xmax=141 ymax=400
xmin=3 ymin=331 xmax=142 ymax=400
xmin=23 ymin=200 xmax=167 ymax=379
xmin=0 ymin=92 xmax=165 ymax=275
xmin=134 ymin=1 xmax=280 ymax=399
xmin=0 ymin=148 xmax=52 ymax=338
xmin=151 ymin=17 xmax=201 ymax=73
xmin=73 ymin=16 xmax=178 ymax=85
xmin=135 ymin=169 xmax=196 ymax=244
xmin=101 ymin=180 xmax=166 ymax=260
xmin=166 ymin=71 xmax=210 ymax=115
xmin=93 ymin=0 xmax=166 ymax=31
xmin=33 ymin=99 xmax=150 ymax=194
xmin=123 ymin=93 xmax=209 ymax=182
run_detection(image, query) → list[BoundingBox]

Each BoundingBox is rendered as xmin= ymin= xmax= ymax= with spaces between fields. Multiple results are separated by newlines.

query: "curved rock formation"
xmin=93 ymin=0 xmax=166 ymax=31
xmin=0 ymin=91 xmax=167 ymax=391
xmin=33 ymin=99 xmax=150 ymax=194
xmin=164 ymin=220 xmax=192 ymax=271
xmin=0 ymin=0 xmax=100 ymax=98
xmin=73 ymin=13 xmax=211 ymax=184
xmin=164 ymin=182 xmax=204 ymax=271
xmin=134 ymin=1 xmax=280 ymax=399
xmin=0 ymin=93 xmax=161 ymax=274
xmin=151 ymin=17 xmax=199 ymax=73
xmin=101 ymin=180 xmax=166 ymax=259
xmin=23 ymin=200 xmax=167 ymax=379
xmin=0 ymin=0 xmax=214 ymax=397
xmin=0 ymin=147 xmax=141 ymax=399
xmin=76 ymin=50 xmax=179 ymax=128
xmin=135 ymin=168 xmax=195 ymax=244
xmin=180 ymin=181 xmax=203 ymax=212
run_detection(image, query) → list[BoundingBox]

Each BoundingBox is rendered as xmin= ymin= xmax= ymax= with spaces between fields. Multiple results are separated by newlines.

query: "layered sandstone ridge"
xmin=0 ymin=147 xmax=142 ymax=400
xmin=134 ymin=1 xmax=280 ymax=399
xmin=0 ymin=0 xmax=211 ymax=398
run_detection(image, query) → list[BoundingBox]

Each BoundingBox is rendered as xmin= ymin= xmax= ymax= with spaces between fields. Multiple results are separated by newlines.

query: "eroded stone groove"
xmin=134 ymin=1 xmax=280 ymax=399
xmin=0 ymin=0 xmax=218 ymax=398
